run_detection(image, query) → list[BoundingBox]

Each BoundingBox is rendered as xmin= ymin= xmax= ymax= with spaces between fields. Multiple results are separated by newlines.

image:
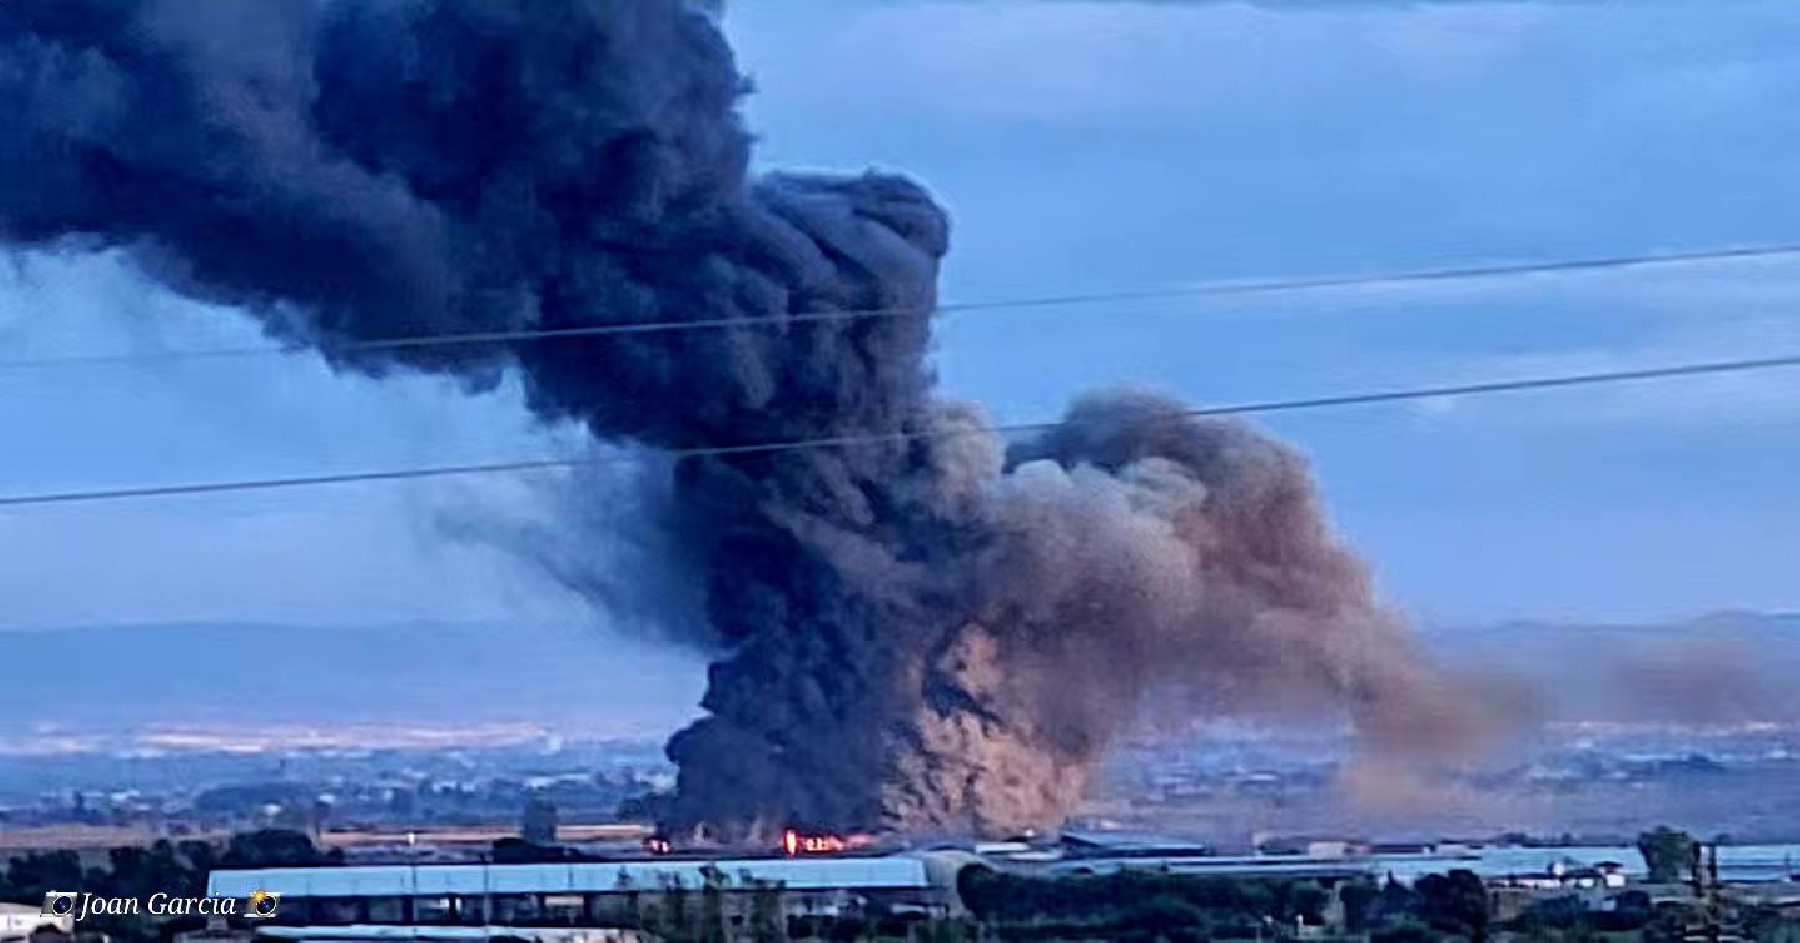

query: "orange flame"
xmin=783 ymin=829 xmax=854 ymax=856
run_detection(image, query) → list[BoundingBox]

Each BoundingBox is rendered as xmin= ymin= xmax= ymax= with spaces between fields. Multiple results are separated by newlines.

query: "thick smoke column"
xmin=0 ymin=0 xmax=1492 ymax=836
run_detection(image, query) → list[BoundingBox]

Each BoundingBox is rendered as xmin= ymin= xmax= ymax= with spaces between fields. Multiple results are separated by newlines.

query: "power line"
xmin=4 ymin=351 xmax=1798 ymax=510
xmin=4 ymin=243 xmax=1800 ymax=371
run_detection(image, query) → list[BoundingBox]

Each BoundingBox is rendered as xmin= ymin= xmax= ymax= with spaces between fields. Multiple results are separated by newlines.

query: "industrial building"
xmin=1045 ymin=853 xmax=1375 ymax=884
xmin=207 ymin=855 xmax=964 ymax=939
xmin=991 ymin=832 xmax=1376 ymax=885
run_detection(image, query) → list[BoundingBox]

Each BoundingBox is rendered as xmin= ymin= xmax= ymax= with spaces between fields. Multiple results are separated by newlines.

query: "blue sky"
xmin=3 ymin=0 xmax=1798 ymax=674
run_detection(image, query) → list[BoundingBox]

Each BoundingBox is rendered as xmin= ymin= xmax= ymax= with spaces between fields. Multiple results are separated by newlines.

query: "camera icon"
xmin=245 ymin=890 xmax=281 ymax=920
xmin=41 ymin=892 xmax=79 ymax=919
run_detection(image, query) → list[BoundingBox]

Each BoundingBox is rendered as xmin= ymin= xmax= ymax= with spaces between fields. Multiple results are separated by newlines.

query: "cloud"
xmin=1363 ymin=258 xmax=1800 ymax=430
xmin=741 ymin=0 xmax=1546 ymax=126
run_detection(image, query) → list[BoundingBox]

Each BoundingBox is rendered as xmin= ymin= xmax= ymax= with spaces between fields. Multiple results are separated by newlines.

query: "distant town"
xmin=7 ymin=721 xmax=1800 ymax=856
xmin=4 ymin=721 xmax=1800 ymax=943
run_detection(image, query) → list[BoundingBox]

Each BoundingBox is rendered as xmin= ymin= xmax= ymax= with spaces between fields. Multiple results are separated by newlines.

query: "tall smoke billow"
xmin=0 ymin=0 xmax=1495 ymax=836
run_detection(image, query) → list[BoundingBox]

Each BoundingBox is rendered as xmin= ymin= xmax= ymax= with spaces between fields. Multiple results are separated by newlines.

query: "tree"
xmin=1339 ymin=880 xmax=1379 ymax=934
xmin=698 ymin=865 xmax=729 ymax=943
xmin=176 ymin=840 xmax=220 ymax=879
xmin=492 ymin=838 xmax=535 ymax=864
xmin=747 ymin=875 xmax=789 ymax=943
xmin=659 ymin=874 xmax=694 ymax=943
xmin=912 ymin=919 xmax=968 ymax=943
xmin=1415 ymin=869 xmax=1490 ymax=943
xmin=104 ymin=841 xmax=198 ymax=900
xmin=1564 ymin=921 xmax=1603 ymax=943
xmin=4 ymin=841 xmax=218 ymax=943
xmin=1606 ymin=890 xmax=1655 ymax=932
xmin=1643 ymin=903 xmax=1695 ymax=943
xmin=1526 ymin=894 xmax=1588 ymax=930
xmin=3 ymin=850 xmax=84 ymax=899
xmin=521 ymin=798 xmax=560 ymax=845
xmin=1118 ymin=896 xmax=1207 ymax=935
xmin=1637 ymin=826 xmax=1699 ymax=884
xmin=1373 ymin=876 xmax=1419 ymax=927
xmin=220 ymin=829 xmax=338 ymax=869
xmin=1284 ymin=880 xmax=1331 ymax=926
xmin=615 ymin=871 xmax=643 ymax=930
xmin=1372 ymin=922 xmax=1436 ymax=943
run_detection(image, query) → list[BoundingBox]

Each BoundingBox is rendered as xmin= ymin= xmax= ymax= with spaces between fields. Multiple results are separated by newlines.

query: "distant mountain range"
xmin=1425 ymin=611 xmax=1800 ymax=723
xmin=0 ymin=621 xmax=705 ymax=741
xmin=3 ymin=612 xmax=1795 ymax=743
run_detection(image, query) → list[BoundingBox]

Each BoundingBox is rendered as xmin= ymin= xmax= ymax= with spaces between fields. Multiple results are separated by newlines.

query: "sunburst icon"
xmin=245 ymin=890 xmax=282 ymax=919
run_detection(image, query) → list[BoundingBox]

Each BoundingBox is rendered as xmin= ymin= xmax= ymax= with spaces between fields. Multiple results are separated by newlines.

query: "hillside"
xmin=4 ymin=612 xmax=1796 ymax=741
xmin=0 ymin=621 xmax=704 ymax=740
xmin=1427 ymin=611 xmax=1800 ymax=723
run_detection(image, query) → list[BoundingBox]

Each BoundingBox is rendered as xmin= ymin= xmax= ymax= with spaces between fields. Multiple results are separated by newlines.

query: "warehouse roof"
xmin=258 ymin=927 xmax=629 ymax=942
xmin=1046 ymin=856 xmax=1375 ymax=880
xmin=209 ymin=858 xmax=930 ymax=898
xmin=1061 ymin=831 xmax=1213 ymax=856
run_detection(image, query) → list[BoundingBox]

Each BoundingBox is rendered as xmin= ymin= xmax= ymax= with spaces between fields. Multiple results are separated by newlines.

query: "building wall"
xmin=0 ymin=907 xmax=74 ymax=939
xmin=207 ymin=856 xmax=956 ymax=925
xmin=232 ymin=886 xmax=944 ymax=929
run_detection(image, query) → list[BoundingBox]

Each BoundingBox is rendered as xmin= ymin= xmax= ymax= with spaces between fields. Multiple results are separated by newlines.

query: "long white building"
xmin=207 ymin=855 xmax=966 ymax=938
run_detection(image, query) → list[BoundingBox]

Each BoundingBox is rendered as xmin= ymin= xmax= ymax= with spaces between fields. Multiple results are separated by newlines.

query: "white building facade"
xmin=207 ymin=855 xmax=963 ymax=937
xmin=0 ymin=902 xmax=73 ymax=941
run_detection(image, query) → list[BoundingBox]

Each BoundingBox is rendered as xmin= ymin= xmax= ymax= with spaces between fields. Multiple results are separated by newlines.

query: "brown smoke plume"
xmin=0 ymin=0 xmax=1505 ymax=838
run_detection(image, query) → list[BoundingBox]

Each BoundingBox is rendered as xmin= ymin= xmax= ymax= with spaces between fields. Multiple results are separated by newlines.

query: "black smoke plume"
xmin=0 ymin=0 xmax=1498 ymax=837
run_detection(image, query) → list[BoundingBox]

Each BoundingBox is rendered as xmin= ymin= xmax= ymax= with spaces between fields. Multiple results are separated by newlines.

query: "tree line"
xmin=958 ymin=867 xmax=1338 ymax=942
xmin=0 ymin=830 xmax=342 ymax=943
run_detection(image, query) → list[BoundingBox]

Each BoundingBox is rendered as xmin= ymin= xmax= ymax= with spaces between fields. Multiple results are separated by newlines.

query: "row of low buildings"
xmin=188 ymin=854 xmax=1682 ymax=943
xmin=185 ymin=837 xmax=1633 ymax=942
xmin=201 ymin=853 xmax=973 ymax=942
xmin=191 ymin=832 xmax=1657 ymax=936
